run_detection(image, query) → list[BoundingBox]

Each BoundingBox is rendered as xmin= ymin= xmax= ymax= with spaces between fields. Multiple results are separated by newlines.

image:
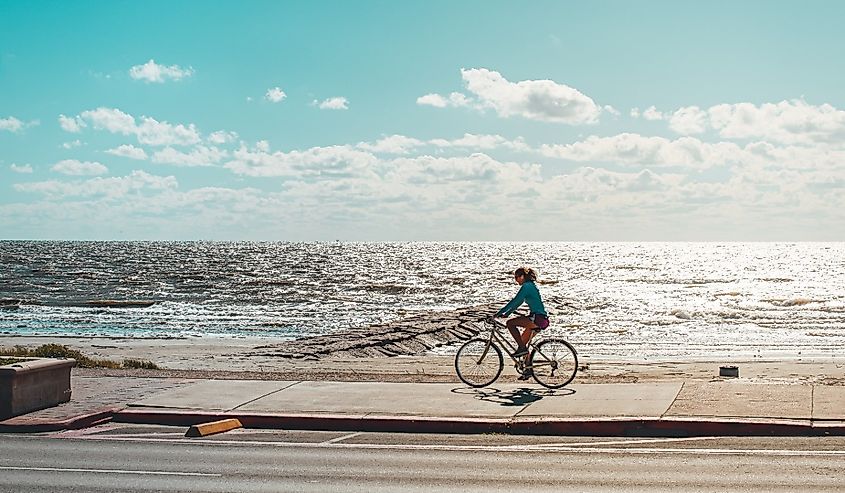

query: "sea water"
xmin=1 ymin=241 xmax=844 ymax=359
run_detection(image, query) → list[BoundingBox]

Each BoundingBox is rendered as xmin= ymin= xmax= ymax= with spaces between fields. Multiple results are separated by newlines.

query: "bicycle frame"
xmin=477 ymin=318 xmax=557 ymax=371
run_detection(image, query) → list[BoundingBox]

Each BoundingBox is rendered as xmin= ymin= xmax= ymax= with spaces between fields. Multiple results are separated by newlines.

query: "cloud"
xmin=429 ymin=133 xmax=530 ymax=152
xmin=10 ymin=163 xmax=33 ymax=174
xmin=416 ymin=92 xmax=471 ymax=108
xmin=207 ymin=130 xmax=239 ymax=145
xmin=314 ymin=97 xmax=349 ymax=110
xmin=225 ymin=144 xmax=377 ymax=177
xmin=58 ymin=114 xmax=86 ymax=133
xmin=265 ymin=87 xmax=287 ymax=103
xmin=540 ymin=133 xmax=746 ymax=169
xmin=357 ymin=135 xmax=425 ymax=154
xmin=668 ymin=106 xmax=708 ymax=134
xmin=77 ymin=107 xmax=201 ymax=146
xmin=105 ymin=144 xmax=148 ymax=160
xmin=544 ymin=167 xmax=678 ymax=199
xmin=706 ymin=100 xmax=845 ymax=145
xmin=642 ymin=106 xmax=665 ymax=121
xmin=630 ymin=107 xmax=641 ymax=118
xmin=454 ymin=68 xmax=603 ymax=124
xmin=386 ymin=153 xmax=541 ymax=186
xmin=14 ymin=170 xmax=177 ymax=199
xmin=151 ymin=146 xmax=227 ymax=167
xmin=62 ymin=140 xmax=82 ymax=149
xmin=0 ymin=116 xmax=24 ymax=132
xmin=51 ymin=159 xmax=109 ymax=176
xmin=129 ymin=59 xmax=194 ymax=83
xmin=652 ymin=99 xmax=845 ymax=144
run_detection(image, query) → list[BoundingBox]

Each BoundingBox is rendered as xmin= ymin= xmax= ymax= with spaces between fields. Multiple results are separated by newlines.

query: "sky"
xmin=2 ymin=0 xmax=845 ymax=241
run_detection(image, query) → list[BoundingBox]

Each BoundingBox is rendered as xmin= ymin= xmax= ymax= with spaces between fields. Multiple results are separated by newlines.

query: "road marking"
xmin=66 ymin=435 xmax=845 ymax=457
xmin=507 ymin=436 xmax=722 ymax=448
xmin=320 ymin=432 xmax=362 ymax=445
xmin=0 ymin=465 xmax=221 ymax=477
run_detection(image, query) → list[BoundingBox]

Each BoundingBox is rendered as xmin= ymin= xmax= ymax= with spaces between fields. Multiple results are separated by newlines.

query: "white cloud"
xmin=151 ymin=146 xmax=227 ymax=167
xmin=416 ymin=92 xmax=471 ymax=108
xmin=668 ymin=106 xmax=708 ymax=134
xmin=62 ymin=140 xmax=82 ymax=149
xmin=129 ymin=59 xmax=194 ymax=83
xmin=79 ymin=107 xmax=136 ymax=135
xmin=77 ymin=107 xmax=201 ymax=146
xmin=207 ymin=130 xmax=239 ymax=145
xmin=58 ymin=114 xmax=86 ymax=133
xmin=604 ymin=105 xmax=621 ymax=117
xmin=10 ymin=164 xmax=33 ymax=174
xmin=357 ymin=135 xmax=425 ymax=154
xmin=386 ymin=153 xmax=541 ymax=186
xmin=544 ymin=167 xmax=678 ymax=199
xmin=135 ymin=116 xmax=201 ymax=146
xmin=105 ymin=144 xmax=148 ymax=160
xmin=540 ymin=133 xmax=746 ymax=169
xmin=458 ymin=68 xmax=602 ymax=124
xmin=642 ymin=106 xmax=665 ymax=121
xmin=265 ymin=87 xmax=287 ymax=103
xmin=225 ymin=144 xmax=377 ymax=177
xmin=0 ymin=116 xmax=24 ymax=132
xmin=51 ymin=159 xmax=109 ymax=176
xmin=15 ymin=170 xmax=177 ymax=199
xmin=315 ymin=97 xmax=349 ymax=110
xmin=429 ymin=133 xmax=529 ymax=151
xmin=630 ymin=107 xmax=641 ymax=118
xmin=706 ymin=99 xmax=845 ymax=145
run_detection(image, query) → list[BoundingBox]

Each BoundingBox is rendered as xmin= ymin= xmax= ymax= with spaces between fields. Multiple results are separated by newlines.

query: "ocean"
xmin=1 ymin=241 xmax=844 ymax=359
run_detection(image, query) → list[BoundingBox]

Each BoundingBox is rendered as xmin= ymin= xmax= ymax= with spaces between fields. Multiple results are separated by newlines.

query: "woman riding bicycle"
xmin=495 ymin=266 xmax=549 ymax=379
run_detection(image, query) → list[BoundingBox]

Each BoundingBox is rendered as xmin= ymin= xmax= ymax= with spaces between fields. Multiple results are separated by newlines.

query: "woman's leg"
xmin=506 ymin=316 xmax=538 ymax=352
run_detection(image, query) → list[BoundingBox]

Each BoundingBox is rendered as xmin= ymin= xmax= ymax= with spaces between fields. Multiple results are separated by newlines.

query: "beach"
xmin=4 ymin=333 xmax=844 ymax=386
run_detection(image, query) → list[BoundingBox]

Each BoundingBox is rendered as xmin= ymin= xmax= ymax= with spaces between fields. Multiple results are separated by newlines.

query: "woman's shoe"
xmin=511 ymin=347 xmax=529 ymax=358
xmin=518 ymin=369 xmax=534 ymax=381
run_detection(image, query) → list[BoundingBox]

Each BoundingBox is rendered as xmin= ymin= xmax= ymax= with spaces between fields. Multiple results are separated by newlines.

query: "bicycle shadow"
xmin=451 ymin=386 xmax=575 ymax=407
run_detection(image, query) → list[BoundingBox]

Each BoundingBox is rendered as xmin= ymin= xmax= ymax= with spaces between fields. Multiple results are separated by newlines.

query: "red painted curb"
xmin=0 ymin=407 xmax=121 ymax=433
xmin=112 ymin=409 xmax=845 ymax=437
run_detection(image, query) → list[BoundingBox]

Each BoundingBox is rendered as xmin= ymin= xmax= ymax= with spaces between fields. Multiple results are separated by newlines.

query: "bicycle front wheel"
xmin=530 ymin=338 xmax=578 ymax=389
xmin=455 ymin=338 xmax=503 ymax=388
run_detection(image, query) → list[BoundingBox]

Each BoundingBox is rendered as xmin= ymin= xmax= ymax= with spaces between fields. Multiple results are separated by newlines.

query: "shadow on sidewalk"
xmin=451 ymin=386 xmax=575 ymax=407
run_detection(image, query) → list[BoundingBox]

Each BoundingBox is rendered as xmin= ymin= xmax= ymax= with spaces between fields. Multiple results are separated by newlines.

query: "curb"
xmin=0 ymin=407 xmax=121 ymax=433
xmin=112 ymin=409 xmax=845 ymax=437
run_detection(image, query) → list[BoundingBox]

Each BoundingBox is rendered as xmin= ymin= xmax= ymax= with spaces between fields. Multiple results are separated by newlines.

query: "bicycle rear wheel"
xmin=455 ymin=338 xmax=503 ymax=388
xmin=530 ymin=338 xmax=578 ymax=389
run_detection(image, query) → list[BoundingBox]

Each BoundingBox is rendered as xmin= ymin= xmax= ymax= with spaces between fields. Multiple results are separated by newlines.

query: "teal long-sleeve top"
xmin=496 ymin=280 xmax=547 ymax=317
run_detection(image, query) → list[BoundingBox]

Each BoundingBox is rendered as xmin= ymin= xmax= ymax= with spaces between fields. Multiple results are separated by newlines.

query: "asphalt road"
xmin=2 ymin=426 xmax=845 ymax=492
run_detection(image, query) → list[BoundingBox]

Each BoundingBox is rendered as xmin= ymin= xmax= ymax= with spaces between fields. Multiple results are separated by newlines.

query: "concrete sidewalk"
xmin=3 ymin=376 xmax=845 ymax=436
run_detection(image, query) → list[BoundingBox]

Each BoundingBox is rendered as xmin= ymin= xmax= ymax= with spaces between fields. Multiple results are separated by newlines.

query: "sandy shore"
xmin=2 ymin=335 xmax=844 ymax=385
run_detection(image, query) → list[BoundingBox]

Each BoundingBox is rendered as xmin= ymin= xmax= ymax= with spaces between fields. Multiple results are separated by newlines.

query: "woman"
xmin=495 ymin=266 xmax=550 ymax=379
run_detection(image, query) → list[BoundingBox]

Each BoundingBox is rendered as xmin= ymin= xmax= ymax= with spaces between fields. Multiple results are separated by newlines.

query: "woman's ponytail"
xmin=514 ymin=266 xmax=537 ymax=282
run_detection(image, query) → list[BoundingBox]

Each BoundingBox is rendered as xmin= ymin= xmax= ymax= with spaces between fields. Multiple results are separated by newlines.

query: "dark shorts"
xmin=530 ymin=313 xmax=550 ymax=330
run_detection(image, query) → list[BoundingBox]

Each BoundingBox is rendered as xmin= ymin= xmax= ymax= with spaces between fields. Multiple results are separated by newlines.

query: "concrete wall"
xmin=0 ymin=358 xmax=75 ymax=419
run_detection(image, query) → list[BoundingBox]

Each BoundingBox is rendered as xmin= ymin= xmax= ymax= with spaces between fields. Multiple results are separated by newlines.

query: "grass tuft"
xmin=0 ymin=344 xmax=151 ymax=369
xmin=122 ymin=359 xmax=160 ymax=370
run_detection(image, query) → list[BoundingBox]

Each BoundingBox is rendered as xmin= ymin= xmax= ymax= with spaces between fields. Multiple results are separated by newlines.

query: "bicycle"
xmin=454 ymin=316 xmax=578 ymax=389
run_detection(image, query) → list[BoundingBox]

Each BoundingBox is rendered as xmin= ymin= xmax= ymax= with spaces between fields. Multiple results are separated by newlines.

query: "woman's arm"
xmin=496 ymin=284 xmax=527 ymax=317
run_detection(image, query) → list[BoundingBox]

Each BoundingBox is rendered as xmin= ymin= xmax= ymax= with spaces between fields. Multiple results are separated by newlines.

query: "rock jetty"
xmin=251 ymin=302 xmax=502 ymax=360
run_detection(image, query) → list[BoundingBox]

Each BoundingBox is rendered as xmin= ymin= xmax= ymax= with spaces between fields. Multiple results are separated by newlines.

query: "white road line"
xmin=506 ymin=436 xmax=722 ymax=448
xmin=0 ymin=465 xmax=221 ymax=477
xmin=67 ymin=435 xmax=845 ymax=457
xmin=321 ymin=432 xmax=362 ymax=445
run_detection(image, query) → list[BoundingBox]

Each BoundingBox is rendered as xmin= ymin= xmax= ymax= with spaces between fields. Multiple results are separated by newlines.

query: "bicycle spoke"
xmin=529 ymin=338 xmax=578 ymax=389
xmin=455 ymin=338 xmax=503 ymax=387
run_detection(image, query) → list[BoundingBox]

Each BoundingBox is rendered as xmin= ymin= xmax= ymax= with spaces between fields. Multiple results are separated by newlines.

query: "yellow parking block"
xmin=185 ymin=418 xmax=243 ymax=437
